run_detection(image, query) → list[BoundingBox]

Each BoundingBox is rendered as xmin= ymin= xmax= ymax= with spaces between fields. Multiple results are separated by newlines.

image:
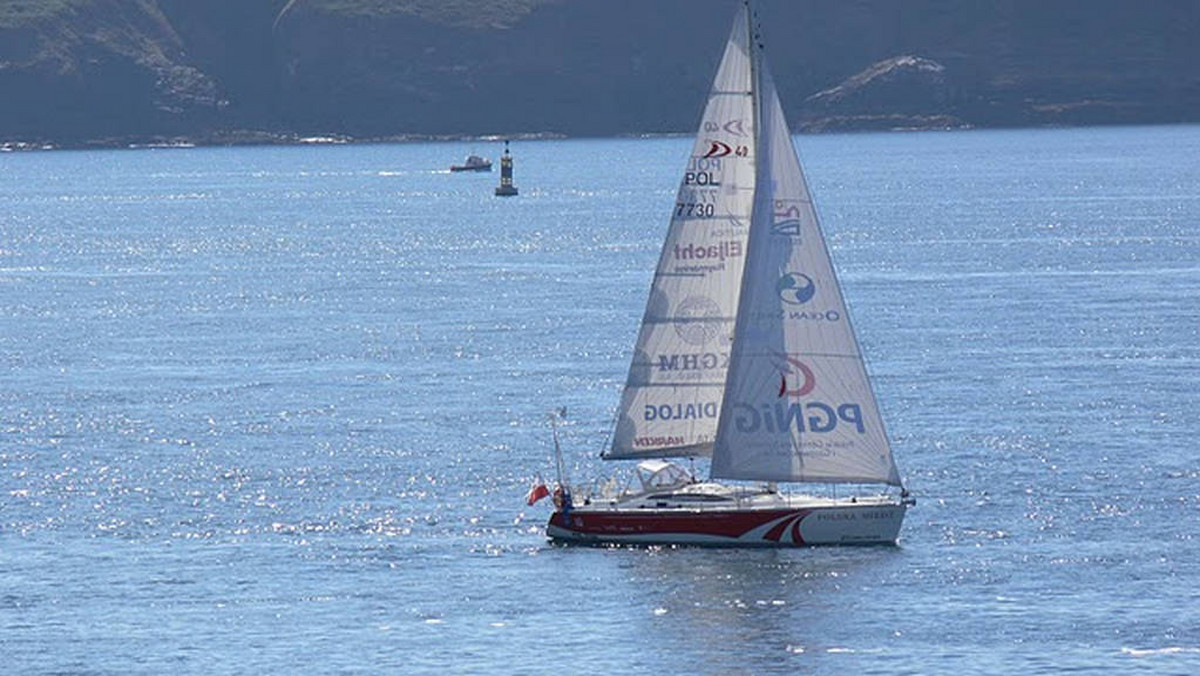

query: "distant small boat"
xmin=450 ymin=155 xmax=492 ymax=172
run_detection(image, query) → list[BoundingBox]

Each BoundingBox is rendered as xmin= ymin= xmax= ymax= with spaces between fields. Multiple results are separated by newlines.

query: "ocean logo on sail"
xmin=777 ymin=356 xmax=815 ymax=397
xmin=777 ymin=272 xmax=816 ymax=305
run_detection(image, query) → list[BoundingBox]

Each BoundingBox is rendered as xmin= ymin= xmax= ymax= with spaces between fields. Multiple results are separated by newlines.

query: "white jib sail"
xmin=606 ymin=7 xmax=756 ymax=459
xmin=710 ymin=47 xmax=903 ymax=486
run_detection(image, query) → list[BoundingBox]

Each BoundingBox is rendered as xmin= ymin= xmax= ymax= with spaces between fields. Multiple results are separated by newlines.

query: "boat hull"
xmin=546 ymin=501 xmax=906 ymax=547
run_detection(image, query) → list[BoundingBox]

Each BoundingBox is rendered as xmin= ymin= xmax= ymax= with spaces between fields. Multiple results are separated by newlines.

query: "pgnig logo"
xmin=778 ymin=356 xmax=815 ymax=397
xmin=777 ymin=272 xmax=815 ymax=305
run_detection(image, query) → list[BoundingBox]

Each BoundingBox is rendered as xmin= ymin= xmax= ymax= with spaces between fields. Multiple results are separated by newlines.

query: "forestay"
xmin=606 ymin=6 xmax=756 ymax=460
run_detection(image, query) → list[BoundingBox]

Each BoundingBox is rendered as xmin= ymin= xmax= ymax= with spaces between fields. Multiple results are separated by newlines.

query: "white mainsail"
xmin=711 ymin=36 xmax=902 ymax=486
xmin=606 ymin=6 xmax=757 ymax=459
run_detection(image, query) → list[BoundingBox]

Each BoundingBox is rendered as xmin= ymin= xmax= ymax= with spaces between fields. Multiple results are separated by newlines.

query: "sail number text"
xmin=676 ymin=188 xmax=720 ymax=219
xmin=676 ymin=202 xmax=716 ymax=218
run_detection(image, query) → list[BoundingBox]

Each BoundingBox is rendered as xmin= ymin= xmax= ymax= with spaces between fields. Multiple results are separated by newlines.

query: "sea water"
xmin=1 ymin=126 xmax=1198 ymax=674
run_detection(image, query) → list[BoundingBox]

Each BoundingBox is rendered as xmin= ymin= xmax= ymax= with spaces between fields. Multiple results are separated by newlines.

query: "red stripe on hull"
xmin=763 ymin=513 xmax=803 ymax=543
xmin=548 ymin=508 xmax=808 ymax=541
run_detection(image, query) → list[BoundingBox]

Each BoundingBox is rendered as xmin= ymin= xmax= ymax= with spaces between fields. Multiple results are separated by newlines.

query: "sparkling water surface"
xmin=2 ymin=126 xmax=1199 ymax=674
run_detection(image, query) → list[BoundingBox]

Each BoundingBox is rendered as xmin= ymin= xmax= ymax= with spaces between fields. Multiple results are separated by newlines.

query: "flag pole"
xmin=550 ymin=407 xmax=568 ymax=490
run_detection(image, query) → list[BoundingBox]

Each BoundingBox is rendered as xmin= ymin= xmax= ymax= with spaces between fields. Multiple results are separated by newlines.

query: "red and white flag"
xmin=525 ymin=477 xmax=550 ymax=506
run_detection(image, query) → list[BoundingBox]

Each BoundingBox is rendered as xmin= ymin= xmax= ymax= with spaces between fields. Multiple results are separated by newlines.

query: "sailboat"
xmin=542 ymin=2 xmax=912 ymax=546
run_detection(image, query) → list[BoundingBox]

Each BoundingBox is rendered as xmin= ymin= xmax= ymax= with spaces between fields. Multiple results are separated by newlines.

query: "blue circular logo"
xmin=777 ymin=273 xmax=816 ymax=305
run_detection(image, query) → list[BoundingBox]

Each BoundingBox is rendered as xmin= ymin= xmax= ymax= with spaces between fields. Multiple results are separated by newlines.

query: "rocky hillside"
xmin=2 ymin=0 xmax=1198 ymax=146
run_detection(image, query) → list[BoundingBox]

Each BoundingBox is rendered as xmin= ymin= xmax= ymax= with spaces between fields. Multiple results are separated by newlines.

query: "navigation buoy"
xmin=494 ymin=140 xmax=518 ymax=196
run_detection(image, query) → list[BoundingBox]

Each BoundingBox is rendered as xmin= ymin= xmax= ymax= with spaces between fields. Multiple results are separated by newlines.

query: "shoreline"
xmin=0 ymin=129 xmax=572 ymax=154
xmin=6 ymin=119 xmax=1197 ymax=154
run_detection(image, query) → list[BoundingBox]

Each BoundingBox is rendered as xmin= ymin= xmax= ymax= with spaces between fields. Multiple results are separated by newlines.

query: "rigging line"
xmin=273 ymin=0 xmax=301 ymax=31
xmin=598 ymin=402 xmax=620 ymax=459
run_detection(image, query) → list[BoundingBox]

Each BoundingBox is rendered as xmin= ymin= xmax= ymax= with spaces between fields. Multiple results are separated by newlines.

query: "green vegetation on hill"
xmin=0 ymin=0 xmax=91 ymax=27
xmin=1 ymin=0 xmax=1198 ymax=146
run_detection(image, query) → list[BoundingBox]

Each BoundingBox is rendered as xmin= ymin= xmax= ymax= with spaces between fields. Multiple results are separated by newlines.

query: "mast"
xmin=746 ymin=0 xmax=759 ymax=152
xmin=712 ymin=0 xmax=762 ymax=481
